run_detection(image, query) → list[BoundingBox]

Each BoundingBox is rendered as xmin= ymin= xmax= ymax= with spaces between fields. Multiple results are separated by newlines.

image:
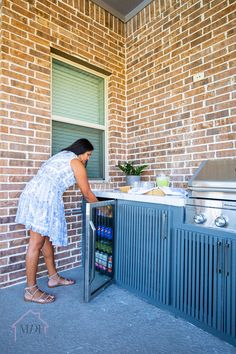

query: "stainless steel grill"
xmin=185 ymin=158 xmax=236 ymax=232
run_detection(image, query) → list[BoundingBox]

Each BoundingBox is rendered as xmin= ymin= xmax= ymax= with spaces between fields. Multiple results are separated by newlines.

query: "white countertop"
xmin=93 ymin=190 xmax=186 ymax=207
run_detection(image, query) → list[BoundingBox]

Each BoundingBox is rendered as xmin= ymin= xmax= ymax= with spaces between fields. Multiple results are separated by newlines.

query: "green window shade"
xmin=52 ymin=59 xmax=104 ymax=125
xmin=52 ymin=58 xmax=106 ymax=180
xmin=52 ymin=120 xmax=105 ymax=180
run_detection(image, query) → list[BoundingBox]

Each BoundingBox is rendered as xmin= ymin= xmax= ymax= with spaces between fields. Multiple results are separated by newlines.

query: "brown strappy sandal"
xmin=48 ymin=273 xmax=75 ymax=288
xmin=24 ymin=284 xmax=55 ymax=304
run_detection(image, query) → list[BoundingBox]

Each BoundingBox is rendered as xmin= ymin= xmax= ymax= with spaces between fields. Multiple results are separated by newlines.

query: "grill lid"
xmin=189 ymin=158 xmax=236 ymax=191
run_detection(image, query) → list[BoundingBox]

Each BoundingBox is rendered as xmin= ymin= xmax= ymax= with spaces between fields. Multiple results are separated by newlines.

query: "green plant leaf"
xmin=116 ymin=161 xmax=148 ymax=175
xmin=133 ymin=164 xmax=149 ymax=175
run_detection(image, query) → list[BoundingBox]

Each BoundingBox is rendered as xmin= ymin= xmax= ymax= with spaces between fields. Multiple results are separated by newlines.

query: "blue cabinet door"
xmin=223 ymin=238 xmax=236 ymax=339
xmin=173 ymin=229 xmax=223 ymax=330
xmin=115 ymin=200 xmax=171 ymax=305
xmin=172 ymin=227 xmax=236 ymax=342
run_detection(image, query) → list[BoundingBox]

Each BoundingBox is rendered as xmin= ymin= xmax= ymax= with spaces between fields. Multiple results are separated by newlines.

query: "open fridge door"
xmin=84 ymin=200 xmax=115 ymax=302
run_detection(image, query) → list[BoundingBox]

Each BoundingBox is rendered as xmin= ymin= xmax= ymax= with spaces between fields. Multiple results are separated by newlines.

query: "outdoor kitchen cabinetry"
xmin=172 ymin=226 xmax=236 ymax=342
xmin=115 ymin=200 xmax=171 ymax=306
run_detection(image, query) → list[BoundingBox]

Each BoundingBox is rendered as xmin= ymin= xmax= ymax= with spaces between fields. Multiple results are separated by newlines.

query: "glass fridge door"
xmin=84 ymin=200 xmax=115 ymax=302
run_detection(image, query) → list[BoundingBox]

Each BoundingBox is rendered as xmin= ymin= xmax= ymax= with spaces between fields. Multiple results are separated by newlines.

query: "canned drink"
xmin=103 ymin=227 xmax=108 ymax=239
xmin=95 ymin=250 xmax=99 ymax=271
xmin=98 ymin=251 xmax=103 ymax=271
xmin=97 ymin=225 xmax=101 ymax=236
xmin=103 ymin=252 xmax=108 ymax=272
xmin=107 ymin=255 xmax=112 ymax=274
xmin=101 ymin=226 xmax=104 ymax=235
xmin=107 ymin=227 xmax=111 ymax=239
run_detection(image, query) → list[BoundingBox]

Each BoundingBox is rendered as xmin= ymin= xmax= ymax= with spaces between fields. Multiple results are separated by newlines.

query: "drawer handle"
xmin=161 ymin=211 xmax=167 ymax=240
xmin=224 ymin=242 xmax=230 ymax=277
xmin=217 ymin=241 xmax=222 ymax=274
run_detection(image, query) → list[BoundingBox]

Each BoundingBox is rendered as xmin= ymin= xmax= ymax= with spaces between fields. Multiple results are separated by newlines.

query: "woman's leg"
xmin=41 ymin=237 xmax=57 ymax=277
xmin=42 ymin=237 xmax=75 ymax=287
xmin=25 ymin=230 xmax=55 ymax=302
xmin=26 ymin=230 xmax=46 ymax=286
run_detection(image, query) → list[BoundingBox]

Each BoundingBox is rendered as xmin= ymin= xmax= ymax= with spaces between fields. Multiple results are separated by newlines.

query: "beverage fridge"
xmin=83 ymin=200 xmax=115 ymax=302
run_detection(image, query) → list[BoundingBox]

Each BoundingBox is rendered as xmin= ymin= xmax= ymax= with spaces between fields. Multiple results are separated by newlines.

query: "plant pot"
xmin=126 ymin=175 xmax=141 ymax=186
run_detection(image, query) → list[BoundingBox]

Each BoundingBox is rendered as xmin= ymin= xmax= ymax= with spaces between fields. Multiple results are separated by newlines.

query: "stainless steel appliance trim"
xmin=186 ymin=198 xmax=236 ymax=209
xmin=185 ymin=205 xmax=236 ymax=232
xmin=84 ymin=202 xmax=91 ymax=303
xmin=189 ymin=186 xmax=236 ymax=192
xmin=190 ymin=191 xmax=236 ymax=201
xmin=89 ymin=220 xmax=96 ymax=283
xmin=189 ymin=182 xmax=236 ymax=189
xmin=84 ymin=200 xmax=116 ymax=302
xmin=88 ymin=200 xmax=116 ymax=208
xmin=188 ymin=158 xmax=236 ymax=188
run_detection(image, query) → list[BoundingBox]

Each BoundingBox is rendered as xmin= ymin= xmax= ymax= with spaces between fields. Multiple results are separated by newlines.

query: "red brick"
xmin=1 ymin=0 xmax=235 ymax=288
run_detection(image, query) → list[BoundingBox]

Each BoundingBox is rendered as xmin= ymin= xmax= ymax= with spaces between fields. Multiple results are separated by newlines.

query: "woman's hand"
xmin=98 ymin=205 xmax=113 ymax=218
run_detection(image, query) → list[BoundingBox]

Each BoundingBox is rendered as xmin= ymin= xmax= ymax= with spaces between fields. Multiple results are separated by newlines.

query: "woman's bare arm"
xmin=70 ymin=159 xmax=98 ymax=203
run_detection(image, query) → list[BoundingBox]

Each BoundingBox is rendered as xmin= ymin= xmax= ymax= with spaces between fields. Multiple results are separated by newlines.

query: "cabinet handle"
xmin=217 ymin=241 xmax=222 ymax=274
xmin=161 ymin=211 xmax=167 ymax=240
xmin=224 ymin=241 xmax=230 ymax=277
xmin=89 ymin=221 xmax=96 ymax=283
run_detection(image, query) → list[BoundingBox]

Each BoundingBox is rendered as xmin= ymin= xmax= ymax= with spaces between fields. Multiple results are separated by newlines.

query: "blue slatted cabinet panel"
xmin=224 ymin=238 xmax=236 ymax=340
xmin=115 ymin=200 xmax=171 ymax=306
xmin=172 ymin=228 xmax=236 ymax=343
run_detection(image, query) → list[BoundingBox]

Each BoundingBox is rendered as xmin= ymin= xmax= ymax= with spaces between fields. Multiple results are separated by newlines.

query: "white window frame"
xmin=51 ymin=54 xmax=109 ymax=182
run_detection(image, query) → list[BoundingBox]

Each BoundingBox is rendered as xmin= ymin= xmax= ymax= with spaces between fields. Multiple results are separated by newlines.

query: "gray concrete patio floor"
xmin=0 ymin=267 xmax=236 ymax=354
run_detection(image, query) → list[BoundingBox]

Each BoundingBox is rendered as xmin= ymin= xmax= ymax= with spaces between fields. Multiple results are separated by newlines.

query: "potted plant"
xmin=116 ymin=161 xmax=148 ymax=186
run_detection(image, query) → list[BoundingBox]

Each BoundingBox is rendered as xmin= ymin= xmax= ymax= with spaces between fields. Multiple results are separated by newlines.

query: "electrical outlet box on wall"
xmin=193 ymin=72 xmax=204 ymax=82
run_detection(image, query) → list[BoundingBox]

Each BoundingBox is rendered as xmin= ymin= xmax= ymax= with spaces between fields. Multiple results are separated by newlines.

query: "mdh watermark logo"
xmin=12 ymin=310 xmax=48 ymax=342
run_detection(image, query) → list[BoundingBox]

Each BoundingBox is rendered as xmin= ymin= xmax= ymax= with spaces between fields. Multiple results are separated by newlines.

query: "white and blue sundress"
xmin=15 ymin=151 xmax=77 ymax=246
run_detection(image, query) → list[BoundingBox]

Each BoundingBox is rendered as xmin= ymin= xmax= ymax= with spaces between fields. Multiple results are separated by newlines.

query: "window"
xmin=51 ymin=57 xmax=107 ymax=180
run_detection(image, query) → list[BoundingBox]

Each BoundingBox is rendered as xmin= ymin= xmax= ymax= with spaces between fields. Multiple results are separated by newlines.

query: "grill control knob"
xmin=193 ymin=213 xmax=206 ymax=224
xmin=215 ymin=215 xmax=228 ymax=228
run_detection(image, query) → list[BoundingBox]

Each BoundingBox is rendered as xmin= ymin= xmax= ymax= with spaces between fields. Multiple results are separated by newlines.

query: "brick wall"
xmin=126 ymin=0 xmax=236 ymax=187
xmin=1 ymin=0 xmax=236 ymax=287
xmin=0 ymin=0 xmax=126 ymax=287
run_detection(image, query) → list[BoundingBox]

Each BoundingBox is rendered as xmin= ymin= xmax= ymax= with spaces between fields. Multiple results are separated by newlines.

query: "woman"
xmin=16 ymin=138 xmax=98 ymax=304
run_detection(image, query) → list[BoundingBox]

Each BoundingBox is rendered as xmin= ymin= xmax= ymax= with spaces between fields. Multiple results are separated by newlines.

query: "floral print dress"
xmin=15 ymin=151 xmax=77 ymax=246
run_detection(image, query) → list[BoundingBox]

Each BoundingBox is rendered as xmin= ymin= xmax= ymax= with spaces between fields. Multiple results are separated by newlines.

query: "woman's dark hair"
xmin=62 ymin=138 xmax=94 ymax=155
